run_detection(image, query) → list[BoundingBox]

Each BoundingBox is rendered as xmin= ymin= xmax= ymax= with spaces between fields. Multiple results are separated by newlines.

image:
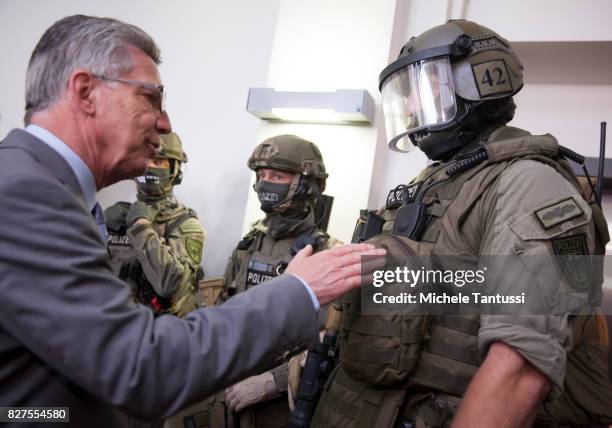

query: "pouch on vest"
xmin=310 ymin=366 xmax=405 ymax=428
xmin=227 ymin=234 xmax=258 ymax=296
xmin=339 ymin=233 xmax=432 ymax=386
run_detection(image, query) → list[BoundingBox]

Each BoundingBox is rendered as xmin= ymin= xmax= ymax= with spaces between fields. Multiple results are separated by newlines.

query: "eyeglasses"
xmin=92 ymin=74 xmax=166 ymax=112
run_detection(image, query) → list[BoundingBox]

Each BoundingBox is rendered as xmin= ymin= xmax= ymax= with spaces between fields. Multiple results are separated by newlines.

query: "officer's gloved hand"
xmin=104 ymin=201 xmax=130 ymax=231
xmin=126 ymin=202 xmax=159 ymax=227
xmin=225 ymin=371 xmax=280 ymax=412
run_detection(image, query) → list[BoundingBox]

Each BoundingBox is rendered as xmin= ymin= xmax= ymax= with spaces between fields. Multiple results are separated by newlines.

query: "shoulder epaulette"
xmin=237 ymin=228 xmax=262 ymax=250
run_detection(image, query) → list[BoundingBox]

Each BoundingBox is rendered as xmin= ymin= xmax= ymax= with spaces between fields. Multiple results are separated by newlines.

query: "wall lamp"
xmin=246 ymin=88 xmax=375 ymax=125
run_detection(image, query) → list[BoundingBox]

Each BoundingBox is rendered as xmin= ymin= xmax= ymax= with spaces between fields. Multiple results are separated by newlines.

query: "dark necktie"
xmin=91 ymin=202 xmax=108 ymax=241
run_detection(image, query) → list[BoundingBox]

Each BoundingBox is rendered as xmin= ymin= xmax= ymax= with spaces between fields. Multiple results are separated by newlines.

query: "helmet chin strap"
xmin=169 ymin=160 xmax=182 ymax=186
xmin=264 ymin=174 xmax=317 ymax=216
xmin=273 ymin=174 xmax=305 ymax=213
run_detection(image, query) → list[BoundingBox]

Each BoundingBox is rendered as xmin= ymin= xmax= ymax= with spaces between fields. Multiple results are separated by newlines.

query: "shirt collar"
xmin=25 ymin=124 xmax=97 ymax=212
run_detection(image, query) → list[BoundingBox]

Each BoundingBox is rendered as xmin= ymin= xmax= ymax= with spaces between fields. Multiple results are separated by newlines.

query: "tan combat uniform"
xmin=210 ymin=209 xmax=339 ymax=428
xmin=311 ymin=126 xmax=612 ymax=427
xmin=106 ymin=194 xmax=205 ymax=317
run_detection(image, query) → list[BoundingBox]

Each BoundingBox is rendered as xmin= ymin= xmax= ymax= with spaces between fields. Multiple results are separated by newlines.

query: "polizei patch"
xmin=386 ymin=182 xmax=420 ymax=209
xmin=107 ymin=233 xmax=131 ymax=246
xmin=552 ymin=234 xmax=591 ymax=290
xmin=535 ymin=197 xmax=583 ymax=229
xmin=246 ymin=259 xmax=280 ymax=288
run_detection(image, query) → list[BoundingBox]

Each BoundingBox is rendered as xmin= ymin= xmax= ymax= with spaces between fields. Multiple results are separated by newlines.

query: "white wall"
xmin=0 ymin=0 xmax=280 ymax=276
xmin=242 ymin=0 xmax=397 ymax=243
xmin=463 ymin=0 xmax=612 ymax=241
xmin=367 ymin=0 xmax=431 ymax=210
xmin=463 ymin=0 xmax=612 ymax=41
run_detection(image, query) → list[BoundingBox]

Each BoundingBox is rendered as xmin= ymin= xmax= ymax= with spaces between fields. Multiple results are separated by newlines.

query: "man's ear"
xmin=68 ymin=69 xmax=96 ymax=114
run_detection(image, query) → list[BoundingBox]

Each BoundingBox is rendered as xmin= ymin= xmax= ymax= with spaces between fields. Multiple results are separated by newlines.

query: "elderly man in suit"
xmin=0 ymin=15 xmax=384 ymax=427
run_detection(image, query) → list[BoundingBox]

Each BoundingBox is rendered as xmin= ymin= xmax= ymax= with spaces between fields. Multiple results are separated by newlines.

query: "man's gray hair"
xmin=24 ymin=15 xmax=161 ymax=124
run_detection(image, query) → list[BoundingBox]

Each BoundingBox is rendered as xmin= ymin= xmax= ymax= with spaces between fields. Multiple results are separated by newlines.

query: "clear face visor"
xmin=381 ymin=56 xmax=457 ymax=152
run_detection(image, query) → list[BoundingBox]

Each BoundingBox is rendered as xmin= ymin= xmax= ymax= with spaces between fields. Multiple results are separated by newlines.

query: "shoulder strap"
xmin=237 ymin=227 xmax=262 ymax=251
xmin=163 ymin=208 xmax=198 ymax=240
xmin=420 ymin=132 xmax=595 ymax=243
xmin=229 ymin=229 xmax=264 ymax=294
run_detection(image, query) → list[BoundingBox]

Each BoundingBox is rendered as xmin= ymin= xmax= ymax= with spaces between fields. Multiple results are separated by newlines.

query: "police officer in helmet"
xmin=311 ymin=20 xmax=611 ymax=428
xmin=105 ymin=132 xmax=205 ymax=318
xmin=217 ymin=134 xmax=340 ymax=428
xmin=379 ymin=20 xmax=520 ymax=161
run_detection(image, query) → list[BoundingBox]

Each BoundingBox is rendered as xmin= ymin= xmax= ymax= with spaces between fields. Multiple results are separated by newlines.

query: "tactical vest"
xmin=312 ymin=127 xmax=612 ymax=428
xmin=225 ymin=226 xmax=330 ymax=297
xmin=107 ymin=205 xmax=202 ymax=316
xmin=210 ymin=220 xmax=332 ymax=428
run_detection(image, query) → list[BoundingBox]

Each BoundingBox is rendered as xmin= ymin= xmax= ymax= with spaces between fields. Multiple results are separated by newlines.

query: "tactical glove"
xmin=126 ymin=201 xmax=159 ymax=226
xmin=104 ymin=201 xmax=130 ymax=231
xmin=225 ymin=371 xmax=280 ymax=412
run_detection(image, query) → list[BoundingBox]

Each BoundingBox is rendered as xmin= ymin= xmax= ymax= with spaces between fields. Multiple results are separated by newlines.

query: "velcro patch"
xmin=472 ymin=60 xmax=513 ymax=98
xmin=386 ymin=183 xmax=420 ymax=209
xmin=185 ymin=238 xmax=202 ymax=264
xmin=552 ymin=234 xmax=591 ymax=290
xmin=179 ymin=219 xmax=203 ymax=235
xmin=246 ymin=259 xmax=282 ymax=287
xmin=535 ymin=197 xmax=584 ymax=229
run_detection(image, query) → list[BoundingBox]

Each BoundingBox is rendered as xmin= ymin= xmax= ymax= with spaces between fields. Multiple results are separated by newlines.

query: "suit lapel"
xmin=1 ymin=129 xmax=85 ymax=204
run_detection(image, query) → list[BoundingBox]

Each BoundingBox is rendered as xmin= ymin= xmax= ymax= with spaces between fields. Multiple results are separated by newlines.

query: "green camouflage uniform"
xmin=105 ymin=194 xmax=205 ymax=317
xmin=105 ymin=132 xmax=205 ymax=318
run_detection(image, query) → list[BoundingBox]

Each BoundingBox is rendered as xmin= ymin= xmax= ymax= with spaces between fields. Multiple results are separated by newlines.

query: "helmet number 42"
xmin=473 ymin=60 xmax=513 ymax=97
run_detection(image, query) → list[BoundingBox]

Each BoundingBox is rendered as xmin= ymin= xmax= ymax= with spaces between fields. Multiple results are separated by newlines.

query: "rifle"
xmin=288 ymin=303 xmax=342 ymax=428
xmin=289 ymin=209 xmax=384 ymax=427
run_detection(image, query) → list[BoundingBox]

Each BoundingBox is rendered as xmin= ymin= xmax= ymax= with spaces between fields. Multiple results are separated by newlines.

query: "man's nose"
xmin=156 ymin=111 xmax=172 ymax=134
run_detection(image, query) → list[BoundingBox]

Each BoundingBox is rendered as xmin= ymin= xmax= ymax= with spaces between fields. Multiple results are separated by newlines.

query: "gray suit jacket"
xmin=0 ymin=130 xmax=319 ymax=427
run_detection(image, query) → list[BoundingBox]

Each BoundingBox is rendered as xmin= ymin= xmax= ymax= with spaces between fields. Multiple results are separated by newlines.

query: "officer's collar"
xmin=266 ymin=207 xmax=315 ymax=240
xmin=445 ymin=125 xmax=524 ymax=162
xmin=485 ymin=126 xmax=531 ymax=143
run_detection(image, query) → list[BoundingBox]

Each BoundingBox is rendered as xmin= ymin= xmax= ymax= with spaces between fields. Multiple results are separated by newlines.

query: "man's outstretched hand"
xmin=286 ymin=243 xmax=386 ymax=306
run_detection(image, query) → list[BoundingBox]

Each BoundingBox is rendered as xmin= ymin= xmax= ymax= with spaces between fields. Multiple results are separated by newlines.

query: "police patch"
xmin=246 ymin=259 xmax=278 ymax=287
xmin=185 ymin=238 xmax=202 ymax=264
xmin=107 ymin=233 xmax=131 ymax=247
xmin=535 ymin=197 xmax=583 ymax=229
xmin=552 ymin=234 xmax=591 ymax=291
xmin=386 ymin=183 xmax=420 ymax=209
